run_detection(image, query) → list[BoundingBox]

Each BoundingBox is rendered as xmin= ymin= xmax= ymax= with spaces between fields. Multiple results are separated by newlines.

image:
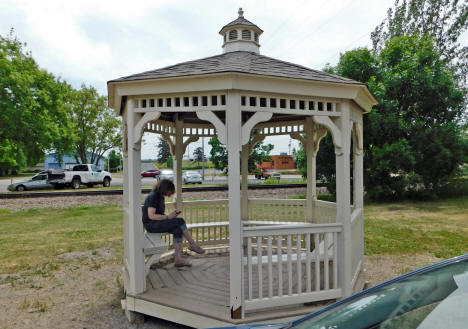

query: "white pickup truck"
xmin=49 ymin=164 xmax=112 ymax=189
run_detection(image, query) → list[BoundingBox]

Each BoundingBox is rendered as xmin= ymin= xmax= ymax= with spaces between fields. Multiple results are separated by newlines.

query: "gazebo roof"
xmin=108 ymin=51 xmax=363 ymax=86
xmin=219 ymin=16 xmax=263 ymax=34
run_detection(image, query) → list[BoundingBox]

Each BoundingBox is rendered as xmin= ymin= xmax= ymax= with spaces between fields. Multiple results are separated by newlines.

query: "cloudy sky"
xmin=1 ymin=0 xmax=444 ymax=159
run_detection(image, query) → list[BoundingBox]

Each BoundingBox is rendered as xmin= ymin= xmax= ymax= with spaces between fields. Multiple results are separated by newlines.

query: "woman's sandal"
xmin=188 ymin=243 xmax=206 ymax=254
xmin=174 ymin=259 xmax=192 ymax=268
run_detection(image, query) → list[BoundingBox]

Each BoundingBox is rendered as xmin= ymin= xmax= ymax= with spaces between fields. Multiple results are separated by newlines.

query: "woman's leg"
xmin=146 ymin=219 xmax=191 ymax=266
xmin=173 ymin=242 xmax=191 ymax=266
xmin=175 ymin=218 xmax=205 ymax=254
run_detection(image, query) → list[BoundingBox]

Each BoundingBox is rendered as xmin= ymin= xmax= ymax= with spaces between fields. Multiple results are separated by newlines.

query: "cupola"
xmin=219 ymin=8 xmax=263 ymax=54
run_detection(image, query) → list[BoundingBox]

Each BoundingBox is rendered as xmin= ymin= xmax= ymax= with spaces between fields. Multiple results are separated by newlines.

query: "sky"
xmin=2 ymin=0 xmax=457 ymax=159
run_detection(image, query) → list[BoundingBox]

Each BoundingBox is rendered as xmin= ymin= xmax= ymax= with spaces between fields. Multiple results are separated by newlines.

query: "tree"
xmin=193 ymin=146 xmax=205 ymax=163
xmin=208 ymin=137 xmax=228 ymax=172
xmin=156 ymin=136 xmax=171 ymax=163
xmin=69 ymin=84 xmax=121 ymax=165
xmin=0 ymin=31 xmax=74 ymax=175
xmin=248 ymin=141 xmax=274 ymax=173
xmin=208 ymin=137 xmax=274 ymax=173
xmin=327 ymin=35 xmax=467 ymax=200
xmin=371 ymin=0 xmax=468 ymax=77
xmin=107 ymin=150 xmax=122 ymax=172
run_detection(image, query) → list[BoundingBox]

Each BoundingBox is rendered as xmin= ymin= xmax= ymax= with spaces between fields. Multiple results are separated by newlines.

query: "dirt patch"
xmin=0 ymin=250 xmax=186 ymax=329
xmin=57 ymin=248 xmax=116 ymax=261
xmin=363 ymin=253 xmax=442 ymax=287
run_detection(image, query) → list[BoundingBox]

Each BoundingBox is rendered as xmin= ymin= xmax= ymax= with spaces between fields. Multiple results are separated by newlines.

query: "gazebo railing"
xmin=350 ymin=207 xmax=364 ymax=288
xmin=242 ymin=223 xmax=343 ymax=312
xmin=247 ymin=198 xmax=306 ymax=223
xmin=164 ymin=199 xmax=230 ymax=246
xmin=314 ymin=200 xmax=337 ymax=223
xmin=162 ymin=198 xmax=342 ymax=247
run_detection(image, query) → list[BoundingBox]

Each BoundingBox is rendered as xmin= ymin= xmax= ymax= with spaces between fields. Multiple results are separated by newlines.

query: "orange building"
xmin=260 ymin=155 xmax=295 ymax=170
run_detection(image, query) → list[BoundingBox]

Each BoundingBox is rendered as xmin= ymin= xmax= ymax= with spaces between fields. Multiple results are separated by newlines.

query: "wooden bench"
xmin=143 ymin=232 xmax=168 ymax=276
xmin=143 ymin=220 xmax=230 ymax=275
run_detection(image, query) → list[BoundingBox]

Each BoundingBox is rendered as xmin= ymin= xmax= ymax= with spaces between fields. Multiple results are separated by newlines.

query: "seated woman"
xmin=142 ymin=179 xmax=205 ymax=267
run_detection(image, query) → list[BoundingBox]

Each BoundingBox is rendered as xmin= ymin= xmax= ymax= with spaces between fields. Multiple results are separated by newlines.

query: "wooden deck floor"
xmin=134 ymin=253 xmax=334 ymax=324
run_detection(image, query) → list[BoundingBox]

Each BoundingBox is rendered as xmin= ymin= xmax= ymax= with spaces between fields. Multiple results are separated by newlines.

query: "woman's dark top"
xmin=142 ymin=191 xmax=165 ymax=229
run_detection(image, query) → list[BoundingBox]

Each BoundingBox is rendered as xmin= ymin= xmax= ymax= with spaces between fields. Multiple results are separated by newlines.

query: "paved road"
xmin=0 ymin=174 xmax=302 ymax=193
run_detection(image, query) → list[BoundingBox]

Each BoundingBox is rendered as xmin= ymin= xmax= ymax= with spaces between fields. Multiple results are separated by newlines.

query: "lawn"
xmin=0 ymin=196 xmax=466 ymax=275
xmin=364 ymin=196 xmax=468 ymax=259
xmin=0 ymin=205 xmax=123 ymax=274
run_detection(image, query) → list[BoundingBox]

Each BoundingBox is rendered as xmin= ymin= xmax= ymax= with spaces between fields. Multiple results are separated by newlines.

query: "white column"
xmin=124 ymin=98 xmax=145 ymax=294
xmin=305 ymin=117 xmax=316 ymax=223
xmin=226 ymin=91 xmax=243 ymax=319
xmin=353 ymin=123 xmax=365 ymax=274
xmin=241 ymin=145 xmax=249 ymax=220
xmin=174 ymin=116 xmax=184 ymax=210
xmin=335 ymin=102 xmax=352 ymax=297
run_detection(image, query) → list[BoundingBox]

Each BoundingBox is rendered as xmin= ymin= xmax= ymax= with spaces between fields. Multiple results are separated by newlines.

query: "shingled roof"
xmin=108 ymin=51 xmax=363 ymax=86
xmin=219 ymin=16 xmax=263 ymax=33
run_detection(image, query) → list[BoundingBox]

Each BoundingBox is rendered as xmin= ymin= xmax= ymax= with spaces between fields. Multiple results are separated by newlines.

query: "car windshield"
xmin=32 ymin=174 xmax=46 ymax=181
xmin=186 ymin=172 xmax=200 ymax=176
xmin=161 ymin=170 xmax=173 ymax=174
xmin=292 ymin=257 xmax=468 ymax=329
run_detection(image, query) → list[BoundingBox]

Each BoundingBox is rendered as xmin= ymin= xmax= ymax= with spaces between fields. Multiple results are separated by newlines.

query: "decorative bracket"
xmin=247 ymin=135 xmax=266 ymax=155
xmin=196 ymin=111 xmax=226 ymax=144
xmin=289 ymin=132 xmax=305 ymax=145
xmin=183 ymin=136 xmax=200 ymax=154
xmin=353 ymin=122 xmax=363 ymax=155
xmin=133 ymin=111 xmax=161 ymax=144
xmin=241 ymin=112 xmax=273 ymax=146
xmin=312 ymin=124 xmax=328 ymax=156
xmin=161 ymin=133 xmax=175 ymax=155
xmin=313 ymin=116 xmax=342 ymax=149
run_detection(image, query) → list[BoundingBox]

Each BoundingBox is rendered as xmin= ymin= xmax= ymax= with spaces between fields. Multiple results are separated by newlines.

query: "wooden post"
xmin=241 ymin=145 xmax=249 ymax=220
xmin=353 ymin=122 xmax=365 ymax=273
xmin=353 ymin=123 xmax=364 ymax=210
xmin=124 ymin=98 xmax=145 ymax=294
xmin=226 ymin=91 xmax=243 ymax=319
xmin=335 ymin=101 xmax=352 ymax=297
xmin=305 ymin=117 xmax=316 ymax=223
xmin=174 ymin=115 xmax=184 ymax=210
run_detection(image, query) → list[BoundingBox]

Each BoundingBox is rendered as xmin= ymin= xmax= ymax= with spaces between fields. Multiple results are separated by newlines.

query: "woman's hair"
xmin=153 ymin=179 xmax=175 ymax=196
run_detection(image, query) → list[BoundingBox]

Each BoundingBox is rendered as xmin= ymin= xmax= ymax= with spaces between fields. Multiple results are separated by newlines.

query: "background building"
xmin=260 ymin=154 xmax=296 ymax=170
xmin=45 ymin=153 xmax=106 ymax=171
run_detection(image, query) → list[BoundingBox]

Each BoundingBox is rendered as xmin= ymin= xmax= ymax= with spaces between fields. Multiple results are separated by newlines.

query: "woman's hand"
xmin=168 ymin=210 xmax=180 ymax=219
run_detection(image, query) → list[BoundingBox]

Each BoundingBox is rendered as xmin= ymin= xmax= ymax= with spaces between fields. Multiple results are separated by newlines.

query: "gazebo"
xmin=107 ymin=8 xmax=377 ymax=328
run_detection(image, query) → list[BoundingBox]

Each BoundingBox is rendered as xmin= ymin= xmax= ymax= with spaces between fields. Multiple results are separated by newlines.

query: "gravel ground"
xmin=0 ymin=187 xmax=312 ymax=212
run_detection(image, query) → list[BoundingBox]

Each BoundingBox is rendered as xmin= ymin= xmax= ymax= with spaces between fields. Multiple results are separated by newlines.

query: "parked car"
xmin=141 ymin=169 xmax=160 ymax=178
xmin=212 ymin=253 xmax=468 ymax=329
xmin=255 ymin=168 xmax=281 ymax=180
xmin=8 ymin=172 xmax=53 ymax=191
xmin=182 ymin=171 xmax=202 ymax=184
xmin=158 ymin=169 xmax=174 ymax=181
xmin=48 ymin=164 xmax=112 ymax=189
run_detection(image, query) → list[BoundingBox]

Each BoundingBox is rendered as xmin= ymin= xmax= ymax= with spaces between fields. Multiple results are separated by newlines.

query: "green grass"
xmin=0 ymin=205 xmax=123 ymax=274
xmin=364 ymin=196 xmax=468 ymax=258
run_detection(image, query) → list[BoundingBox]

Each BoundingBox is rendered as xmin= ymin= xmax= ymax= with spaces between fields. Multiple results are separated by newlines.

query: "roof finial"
xmin=238 ymin=7 xmax=244 ymax=18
